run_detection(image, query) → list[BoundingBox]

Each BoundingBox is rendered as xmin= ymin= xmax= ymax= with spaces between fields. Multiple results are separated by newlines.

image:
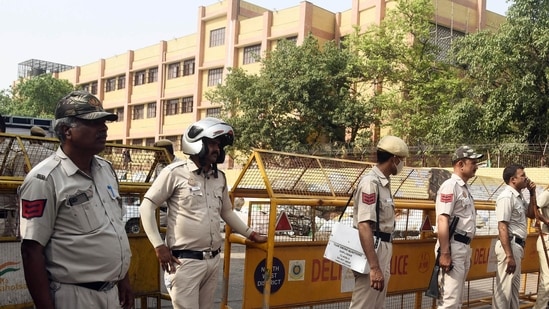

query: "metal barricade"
xmin=222 ymin=149 xmax=547 ymax=309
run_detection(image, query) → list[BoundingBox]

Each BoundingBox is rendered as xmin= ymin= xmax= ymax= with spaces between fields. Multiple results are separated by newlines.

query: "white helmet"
xmin=182 ymin=117 xmax=234 ymax=163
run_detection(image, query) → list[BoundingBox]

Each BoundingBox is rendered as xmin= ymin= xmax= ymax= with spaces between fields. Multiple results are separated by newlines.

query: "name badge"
xmin=190 ymin=186 xmax=202 ymax=196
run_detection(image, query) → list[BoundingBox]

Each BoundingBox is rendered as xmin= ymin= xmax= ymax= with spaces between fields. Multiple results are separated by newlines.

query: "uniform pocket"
xmin=68 ymin=200 xmax=102 ymax=232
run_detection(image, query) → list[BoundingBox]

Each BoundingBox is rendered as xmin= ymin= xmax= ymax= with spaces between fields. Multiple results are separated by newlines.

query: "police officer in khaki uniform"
xmin=535 ymin=189 xmax=549 ymax=309
xmin=140 ymin=118 xmax=267 ymax=309
xmin=492 ymin=164 xmax=536 ymax=309
xmin=434 ymin=146 xmax=482 ymax=308
xmin=349 ymin=135 xmax=409 ymax=308
xmin=19 ymin=91 xmax=133 ymax=309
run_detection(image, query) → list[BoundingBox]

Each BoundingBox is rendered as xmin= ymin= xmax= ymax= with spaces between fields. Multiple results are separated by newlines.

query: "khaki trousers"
xmin=349 ymin=241 xmax=392 ymax=309
xmin=436 ymin=241 xmax=471 ymax=309
xmin=50 ymin=281 xmax=120 ymax=309
xmin=492 ymin=240 xmax=523 ymax=309
xmin=165 ymin=255 xmax=220 ymax=309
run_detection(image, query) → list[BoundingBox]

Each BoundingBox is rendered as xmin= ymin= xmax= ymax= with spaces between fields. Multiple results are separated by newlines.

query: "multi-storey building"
xmin=55 ymin=0 xmax=505 ymax=159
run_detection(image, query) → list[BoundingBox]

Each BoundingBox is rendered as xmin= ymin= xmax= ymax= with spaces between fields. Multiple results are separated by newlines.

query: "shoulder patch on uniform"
xmin=440 ymin=193 xmax=453 ymax=203
xmin=36 ymin=174 xmax=46 ymax=180
xmin=21 ymin=199 xmax=47 ymax=219
xmin=362 ymin=192 xmax=376 ymax=205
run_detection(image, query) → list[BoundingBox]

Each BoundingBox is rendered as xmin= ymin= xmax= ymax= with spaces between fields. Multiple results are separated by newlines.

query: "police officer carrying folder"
xmin=349 ymin=135 xmax=409 ymax=308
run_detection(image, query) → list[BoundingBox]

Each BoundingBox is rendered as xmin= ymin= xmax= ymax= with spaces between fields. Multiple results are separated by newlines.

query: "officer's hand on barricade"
xmin=155 ymin=244 xmax=181 ymax=274
xmin=369 ymin=266 xmax=385 ymax=291
xmin=249 ymin=231 xmax=267 ymax=243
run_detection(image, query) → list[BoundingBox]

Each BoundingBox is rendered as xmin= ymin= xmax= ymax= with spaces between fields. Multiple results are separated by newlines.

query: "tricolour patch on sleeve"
xmin=362 ymin=192 xmax=376 ymax=205
xmin=439 ymin=193 xmax=453 ymax=203
xmin=21 ymin=199 xmax=47 ymax=219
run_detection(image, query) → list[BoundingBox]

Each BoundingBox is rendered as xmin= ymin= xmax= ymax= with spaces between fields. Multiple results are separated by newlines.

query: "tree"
xmin=0 ymin=89 xmax=14 ymax=116
xmin=207 ymin=36 xmax=375 ymax=158
xmin=348 ymin=0 xmax=466 ymax=148
xmin=451 ymin=0 xmax=549 ymax=146
xmin=7 ymin=75 xmax=74 ymax=118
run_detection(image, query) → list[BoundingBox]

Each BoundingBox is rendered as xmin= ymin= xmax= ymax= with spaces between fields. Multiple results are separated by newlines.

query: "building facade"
xmin=55 ymin=0 xmax=505 ymax=158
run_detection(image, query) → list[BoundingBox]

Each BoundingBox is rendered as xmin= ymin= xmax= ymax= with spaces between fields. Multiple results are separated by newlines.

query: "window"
xmin=286 ymin=36 xmax=298 ymax=43
xmin=209 ymin=28 xmax=225 ymax=47
xmin=206 ymin=107 xmax=221 ymax=118
xmin=207 ymin=68 xmax=223 ymax=86
xmin=116 ymin=108 xmax=124 ymax=121
xmin=243 ymin=44 xmax=261 ymax=64
xmin=182 ymin=97 xmax=193 ymax=113
xmin=131 ymin=139 xmax=143 ymax=146
xmin=134 ymin=71 xmax=146 ymax=86
xmin=147 ymin=102 xmax=156 ymax=118
xmin=183 ymin=59 xmax=195 ymax=76
xmin=148 ymin=67 xmax=158 ymax=83
xmin=105 ymin=109 xmax=122 ymax=124
xmin=90 ymin=82 xmax=98 ymax=94
xmin=168 ymin=63 xmax=180 ymax=79
xmin=117 ymin=75 xmax=126 ymax=89
xmin=132 ymin=105 xmax=144 ymax=120
xmin=82 ymin=84 xmax=90 ymax=92
xmin=145 ymin=138 xmax=155 ymax=147
xmin=105 ymin=78 xmax=116 ymax=92
xmin=165 ymin=99 xmax=179 ymax=116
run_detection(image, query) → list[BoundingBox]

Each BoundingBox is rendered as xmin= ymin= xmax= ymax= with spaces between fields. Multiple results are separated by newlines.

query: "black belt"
xmin=172 ymin=248 xmax=221 ymax=260
xmin=454 ymin=233 xmax=472 ymax=245
xmin=512 ymin=235 xmax=526 ymax=248
xmin=376 ymin=231 xmax=393 ymax=243
xmin=73 ymin=281 xmax=118 ymax=291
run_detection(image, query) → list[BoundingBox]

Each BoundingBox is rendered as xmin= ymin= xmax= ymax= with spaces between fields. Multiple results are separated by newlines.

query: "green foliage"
xmin=347 ymin=0 xmax=466 ymax=148
xmin=6 ymin=75 xmax=74 ymax=118
xmin=451 ymin=0 xmax=549 ymax=145
xmin=207 ymin=36 xmax=374 ymax=158
xmin=0 ymin=89 xmax=14 ymax=116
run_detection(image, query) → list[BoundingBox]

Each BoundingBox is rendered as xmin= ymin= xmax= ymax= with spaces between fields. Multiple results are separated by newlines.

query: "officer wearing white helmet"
xmin=349 ymin=135 xmax=409 ymax=308
xmin=139 ymin=117 xmax=267 ymax=309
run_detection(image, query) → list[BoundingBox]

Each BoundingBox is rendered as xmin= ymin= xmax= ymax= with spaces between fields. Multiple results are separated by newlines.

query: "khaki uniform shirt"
xmin=539 ymin=190 xmax=549 ymax=233
xmin=496 ymin=185 xmax=528 ymax=239
xmin=144 ymin=160 xmax=251 ymax=251
xmin=353 ymin=166 xmax=395 ymax=233
xmin=435 ymin=173 xmax=477 ymax=237
xmin=19 ymin=147 xmax=131 ymax=283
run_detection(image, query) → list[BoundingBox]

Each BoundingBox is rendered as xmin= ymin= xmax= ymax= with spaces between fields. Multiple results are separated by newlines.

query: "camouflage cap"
xmin=30 ymin=126 xmax=47 ymax=137
xmin=452 ymin=145 xmax=483 ymax=163
xmin=55 ymin=90 xmax=117 ymax=121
